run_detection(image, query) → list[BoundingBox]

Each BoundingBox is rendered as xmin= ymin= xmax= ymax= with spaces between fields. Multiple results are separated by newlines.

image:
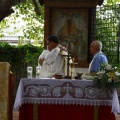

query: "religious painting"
xmin=51 ymin=9 xmax=88 ymax=66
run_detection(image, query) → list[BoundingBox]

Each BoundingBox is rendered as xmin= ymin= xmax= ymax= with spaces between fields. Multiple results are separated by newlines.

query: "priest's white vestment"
xmin=38 ymin=47 xmax=67 ymax=78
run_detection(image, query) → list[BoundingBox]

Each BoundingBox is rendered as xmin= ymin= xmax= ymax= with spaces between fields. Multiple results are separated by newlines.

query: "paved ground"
xmin=116 ymin=114 xmax=120 ymax=120
xmin=13 ymin=111 xmax=19 ymax=120
xmin=13 ymin=111 xmax=120 ymax=120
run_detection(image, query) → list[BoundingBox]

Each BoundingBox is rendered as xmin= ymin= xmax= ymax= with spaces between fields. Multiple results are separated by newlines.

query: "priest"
xmin=38 ymin=35 xmax=68 ymax=78
xmin=89 ymin=40 xmax=108 ymax=74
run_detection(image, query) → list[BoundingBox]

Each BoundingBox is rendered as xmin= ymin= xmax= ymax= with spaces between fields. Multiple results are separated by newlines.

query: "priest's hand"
xmin=58 ymin=44 xmax=68 ymax=52
xmin=39 ymin=58 xmax=44 ymax=66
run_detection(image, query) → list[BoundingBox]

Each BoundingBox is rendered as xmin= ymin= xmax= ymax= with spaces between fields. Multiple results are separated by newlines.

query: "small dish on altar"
xmin=76 ymin=72 xmax=83 ymax=79
xmin=53 ymin=75 xmax=63 ymax=79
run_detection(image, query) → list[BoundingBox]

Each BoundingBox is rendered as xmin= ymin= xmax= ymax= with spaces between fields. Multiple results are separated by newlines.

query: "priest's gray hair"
xmin=93 ymin=40 xmax=102 ymax=51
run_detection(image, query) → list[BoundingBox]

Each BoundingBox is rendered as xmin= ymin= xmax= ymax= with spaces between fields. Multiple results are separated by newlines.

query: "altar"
xmin=14 ymin=78 xmax=120 ymax=120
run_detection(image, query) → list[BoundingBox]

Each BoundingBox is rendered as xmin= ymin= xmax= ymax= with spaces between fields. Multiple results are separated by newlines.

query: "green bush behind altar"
xmin=0 ymin=42 xmax=43 ymax=100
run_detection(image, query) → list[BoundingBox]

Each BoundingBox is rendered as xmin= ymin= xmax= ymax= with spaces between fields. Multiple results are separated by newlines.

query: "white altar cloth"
xmin=14 ymin=78 xmax=120 ymax=115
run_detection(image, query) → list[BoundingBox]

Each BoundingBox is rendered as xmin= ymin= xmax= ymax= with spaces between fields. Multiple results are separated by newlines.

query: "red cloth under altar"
xmin=19 ymin=104 xmax=115 ymax=120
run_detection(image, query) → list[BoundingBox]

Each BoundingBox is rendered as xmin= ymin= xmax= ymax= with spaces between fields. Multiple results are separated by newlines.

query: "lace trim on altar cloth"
xmin=112 ymin=89 xmax=120 ymax=115
xmin=15 ymin=98 xmax=112 ymax=107
xmin=14 ymin=78 xmax=120 ymax=115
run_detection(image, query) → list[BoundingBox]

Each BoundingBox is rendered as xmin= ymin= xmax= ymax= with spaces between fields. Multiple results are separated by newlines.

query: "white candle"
xmin=27 ymin=67 xmax=33 ymax=78
xmin=36 ymin=66 xmax=41 ymax=78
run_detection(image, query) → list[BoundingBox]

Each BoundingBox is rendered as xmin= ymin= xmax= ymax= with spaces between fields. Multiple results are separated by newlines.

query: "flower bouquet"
xmin=93 ymin=63 xmax=120 ymax=88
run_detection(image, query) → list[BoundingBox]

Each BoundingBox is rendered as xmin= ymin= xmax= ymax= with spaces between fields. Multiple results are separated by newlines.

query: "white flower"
xmin=108 ymin=78 xmax=112 ymax=82
xmin=97 ymin=71 xmax=105 ymax=79
xmin=104 ymin=64 xmax=112 ymax=70
xmin=115 ymin=72 xmax=120 ymax=76
xmin=97 ymin=71 xmax=105 ymax=75
xmin=107 ymin=73 xmax=110 ymax=77
xmin=114 ymin=67 xmax=117 ymax=69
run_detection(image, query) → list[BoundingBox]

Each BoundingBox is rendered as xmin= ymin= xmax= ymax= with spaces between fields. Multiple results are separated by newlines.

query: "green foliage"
xmin=0 ymin=42 xmax=43 ymax=92
xmin=96 ymin=4 xmax=120 ymax=64
xmin=0 ymin=0 xmax=44 ymax=43
xmin=0 ymin=0 xmax=119 ymax=47
xmin=104 ymin=0 xmax=120 ymax=5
